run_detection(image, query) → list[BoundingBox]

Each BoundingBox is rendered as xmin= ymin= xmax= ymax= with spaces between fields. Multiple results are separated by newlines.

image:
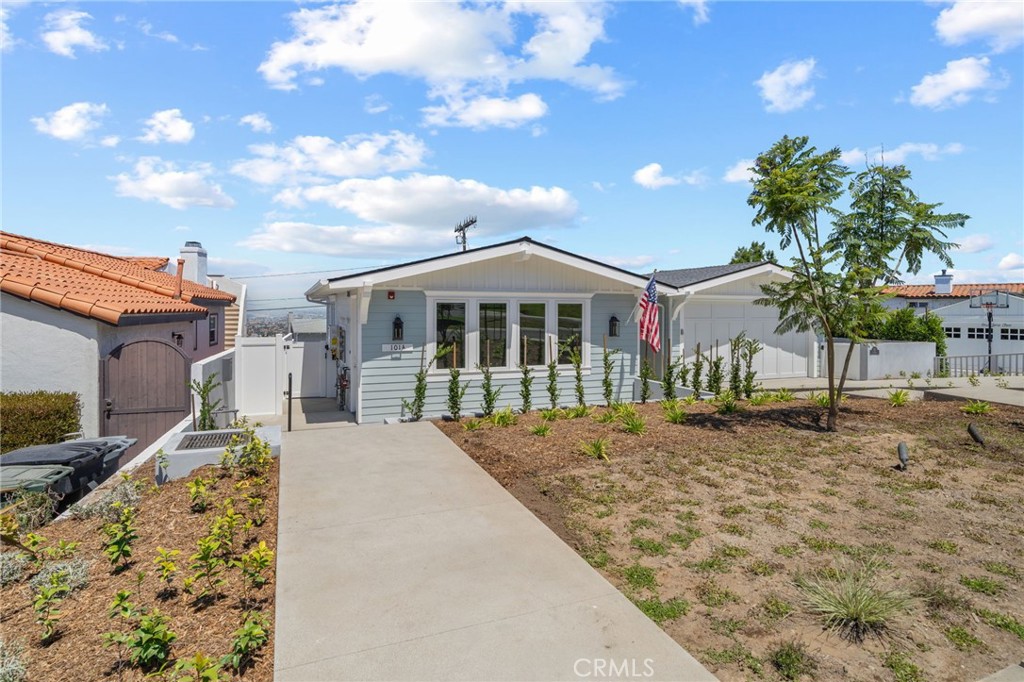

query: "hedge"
xmin=0 ymin=391 xmax=82 ymax=454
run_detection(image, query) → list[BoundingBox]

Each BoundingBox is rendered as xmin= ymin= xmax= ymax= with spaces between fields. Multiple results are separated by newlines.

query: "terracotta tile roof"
xmin=885 ymin=283 xmax=1024 ymax=298
xmin=1 ymin=232 xmax=234 ymax=325
xmin=125 ymin=256 xmax=170 ymax=270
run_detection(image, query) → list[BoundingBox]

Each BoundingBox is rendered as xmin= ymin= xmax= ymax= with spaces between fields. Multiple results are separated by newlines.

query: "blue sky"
xmin=3 ymin=1 xmax=1022 ymax=311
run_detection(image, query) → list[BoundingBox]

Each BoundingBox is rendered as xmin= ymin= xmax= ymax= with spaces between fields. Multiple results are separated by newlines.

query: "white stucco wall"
xmin=0 ymin=295 xmax=102 ymax=437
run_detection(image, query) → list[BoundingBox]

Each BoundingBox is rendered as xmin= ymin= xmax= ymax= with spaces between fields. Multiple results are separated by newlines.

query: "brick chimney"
xmin=179 ymin=241 xmax=208 ymax=284
xmin=934 ymin=269 xmax=953 ymax=295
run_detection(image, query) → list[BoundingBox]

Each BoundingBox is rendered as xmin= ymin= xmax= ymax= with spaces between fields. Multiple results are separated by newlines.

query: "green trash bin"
xmin=0 ymin=464 xmax=75 ymax=495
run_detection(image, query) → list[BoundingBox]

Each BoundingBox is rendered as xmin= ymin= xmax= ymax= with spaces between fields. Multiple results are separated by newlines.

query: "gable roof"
xmin=307 ymin=236 xmax=674 ymax=297
xmin=125 ymin=256 xmax=170 ymax=270
xmin=1 ymin=232 xmax=233 ymax=326
xmin=653 ymin=262 xmax=772 ymax=288
xmin=885 ymin=283 xmax=1024 ymax=299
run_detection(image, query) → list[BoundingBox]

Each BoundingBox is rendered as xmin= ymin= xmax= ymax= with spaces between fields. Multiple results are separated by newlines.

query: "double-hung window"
xmin=557 ymin=303 xmax=583 ymax=365
xmin=519 ymin=302 xmax=546 ymax=366
xmin=435 ymin=302 xmax=466 ymax=369
xmin=479 ymin=302 xmax=507 ymax=368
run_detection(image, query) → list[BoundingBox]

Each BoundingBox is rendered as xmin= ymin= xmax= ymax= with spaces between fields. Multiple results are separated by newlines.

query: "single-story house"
xmin=1 ymin=232 xmax=237 ymax=461
xmin=305 ymin=237 xmax=815 ymax=424
xmin=885 ymin=272 xmax=1024 ymax=359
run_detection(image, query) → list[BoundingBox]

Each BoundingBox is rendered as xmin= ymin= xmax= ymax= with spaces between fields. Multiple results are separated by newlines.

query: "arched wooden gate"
xmin=102 ymin=339 xmax=191 ymax=466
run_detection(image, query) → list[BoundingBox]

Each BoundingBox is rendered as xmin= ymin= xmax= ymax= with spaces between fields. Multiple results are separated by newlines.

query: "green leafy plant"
xmin=580 ymin=438 xmax=611 ymax=461
xmin=171 ymin=653 xmax=229 ymax=682
xmin=564 ymin=404 xmax=591 ymax=419
xmin=102 ymin=504 xmax=138 ymax=571
xmin=977 ymin=609 xmax=1024 ymax=641
xmin=959 ymin=574 xmax=1004 ymax=596
xmin=103 ymin=590 xmax=139 ymax=676
xmin=741 ymin=337 xmax=763 ymax=398
xmin=961 ymin=400 xmax=992 ymax=415
xmin=153 ymin=547 xmax=180 ymax=592
xmin=490 ymin=406 xmax=518 ymax=427
xmin=602 ymin=347 xmax=619 ymax=407
xmin=773 ymin=388 xmax=795 ymax=402
xmin=236 ymin=541 xmax=274 ymax=604
xmin=638 ymin=358 xmax=653 ymax=404
xmin=769 ymin=640 xmax=816 ymax=681
xmin=593 ymin=409 xmax=617 ymax=424
xmin=232 ymin=429 xmax=274 ymax=479
xmin=462 ymin=418 xmax=483 ymax=432
xmin=189 ymin=373 xmax=222 ymax=431
xmin=565 ymin=337 xmax=585 ymax=407
xmin=186 ymin=536 xmax=226 ymax=600
xmin=518 ymin=360 xmax=534 ymax=413
xmin=188 ymin=477 xmax=213 ymax=513
xmin=633 ymin=597 xmax=690 ymax=623
xmin=539 ymin=407 xmax=562 ymax=422
xmin=530 ymin=423 xmax=551 ymax=437
xmin=612 ymin=401 xmax=638 ymax=419
xmin=749 ymin=392 xmax=773 ymax=406
xmin=42 ymin=539 xmax=79 ymax=561
xmin=728 ymin=333 xmax=745 ymax=398
xmin=477 ymin=361 xmax=502 ymax=417
xmin=545 ymin=352 xmax=561 ymax=410
xmin=245 ymin=495 xmax=267 ymax=527
xmin=127 ymin=609 xmax=177 ymax=672
xmin=619 ymin=413 xmax=647 ymax=435
xmin=446 ymin=364 xmax=470 ymax=421
xmin=968 ymin=373 xmax=980 ymax=387
xmin=0 ymin=390 xmax=81 ymax=454
xmin=402 ymin=344 xmax=451 ymax=421
xmin=690 ymin=344 xmax=704 ymax=395
xmin=209 ymin=499 xmax=242 ymax=556
xmin=221 ymin=612 xmax=270 ymax=673
xmin=715 ymin=390 xmax=741 ymax=414
xmin=661 ymin=358 xmax=681 ymax=401
xmin=662 ymin=399 xmax=687 ymax=424
xmin=944 ymin=626 xmax=984 ymax=651
xmin=883 ymin=651 xmax=924 ymax=682
xmin=707 ymin=351 xmax=725 ymax=396
xmin=888 ymin=389 xmax=910 ymax=407
xmin=32 ymin=571 xmax=70 ymax=642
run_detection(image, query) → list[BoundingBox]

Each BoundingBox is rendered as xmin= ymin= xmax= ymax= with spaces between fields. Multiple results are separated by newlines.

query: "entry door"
xmin=103 ymin=339 xmax=191 ymax=466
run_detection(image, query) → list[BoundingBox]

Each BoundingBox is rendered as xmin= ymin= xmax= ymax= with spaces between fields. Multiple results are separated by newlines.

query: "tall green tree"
xmin=729 ymin=240 xmax=776 ymax=264
xmin=748 ymin=135 xmax=966 ymax=431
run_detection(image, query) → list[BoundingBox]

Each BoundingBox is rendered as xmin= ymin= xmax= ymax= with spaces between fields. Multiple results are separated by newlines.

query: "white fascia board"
xmin=320 ymin=240 xmax=674 ymax=293
xmin=668 ymin=263 xmax=791 ymax=297
xmin=305 ymin=278 xmax=330 ymax=301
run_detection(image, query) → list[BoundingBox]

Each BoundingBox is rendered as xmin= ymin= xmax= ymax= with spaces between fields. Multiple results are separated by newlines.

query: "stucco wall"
xmin=826 ymin=339 xmax=936 ymax=380
xmin=0 ymin=295 xmax=101 ymax=437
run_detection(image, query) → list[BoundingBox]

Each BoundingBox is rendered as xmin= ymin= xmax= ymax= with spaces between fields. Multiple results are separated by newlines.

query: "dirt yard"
xmin=0 ymin=457 xmax=278 ymax=681
xmin=437 ymin=397 xmax=1024 ymax=682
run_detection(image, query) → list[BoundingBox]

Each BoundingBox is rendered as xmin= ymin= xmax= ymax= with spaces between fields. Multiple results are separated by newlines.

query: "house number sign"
xmin=382 ymin=343 xmax=414 ymax=352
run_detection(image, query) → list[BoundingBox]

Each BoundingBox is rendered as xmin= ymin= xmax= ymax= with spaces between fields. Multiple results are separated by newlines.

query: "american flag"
xmin=638 ymin=274 xmax=661 ymax=352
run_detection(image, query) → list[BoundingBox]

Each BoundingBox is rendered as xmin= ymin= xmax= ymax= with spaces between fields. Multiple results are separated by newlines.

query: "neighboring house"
xmin=305 ymin=237 xmax=814 ymax=424
xmin=0 ymin=232 xmax=236 ymax=462
xmin=885 ymin=270 xmax=1024 ymax=360
xmin=288 ymin=315 xmax=327 ymax=343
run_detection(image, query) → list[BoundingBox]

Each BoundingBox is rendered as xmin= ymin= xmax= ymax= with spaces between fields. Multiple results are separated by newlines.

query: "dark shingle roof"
xmin=652 ymin=262 xmax=768 ymax=288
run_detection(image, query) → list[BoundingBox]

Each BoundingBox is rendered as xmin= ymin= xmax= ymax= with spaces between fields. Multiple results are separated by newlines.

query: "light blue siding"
xmin=359 ymin=291 xmax=642 ymax=423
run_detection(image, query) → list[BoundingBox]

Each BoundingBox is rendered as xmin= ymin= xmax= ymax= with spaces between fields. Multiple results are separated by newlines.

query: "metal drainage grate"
xmin=178 ymin=431 xmax=249 ymax=450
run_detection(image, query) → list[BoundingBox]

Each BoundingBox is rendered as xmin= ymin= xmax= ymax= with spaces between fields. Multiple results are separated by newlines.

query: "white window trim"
xmin=425 ymin=295 xmax=591 ymax=376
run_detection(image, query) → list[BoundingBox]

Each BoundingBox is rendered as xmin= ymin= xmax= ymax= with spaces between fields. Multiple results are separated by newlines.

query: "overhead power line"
xmin=230 ymin=264 xmax=390 ymax=280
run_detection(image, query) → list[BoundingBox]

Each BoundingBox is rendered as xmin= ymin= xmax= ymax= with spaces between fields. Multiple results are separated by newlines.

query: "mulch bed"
xmin=0 ymin=459 xmax=278 ymax=681
xmin=435 ymin=397 xmax=1024 ymax=681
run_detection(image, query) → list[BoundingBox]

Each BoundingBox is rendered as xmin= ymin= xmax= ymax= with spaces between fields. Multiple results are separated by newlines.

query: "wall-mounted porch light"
xmin=609 ymin=315 xmax=620 ymax=338
xmin=171 ymin=331 xmax=184 ymax=347
xmin=392 ymin=315 xmax=404 ymax=341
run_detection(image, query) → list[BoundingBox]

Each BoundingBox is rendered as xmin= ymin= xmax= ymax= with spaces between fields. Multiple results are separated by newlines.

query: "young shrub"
xmin=221 ymin=612 xmax=270 ymax=673
xmin=638 ymin=359 xmax=653 ymax=404
xmin=446 ymin=365 xmax=470 ymax=421
xmin=236 ymin=541 xmax=275 ymax=602
xmin=185 ymin=536 xmax=226 ymax=600
xmin=539 ymin=407 xmax=562 ymax=422
xmin=102 ymin=504 xmax=138 ymax=571
xmin=602 ymin=347 xmax=620 ymax=407
xmin=172 ymin=653 xmax=228 ymax=682
xmin=490 ymin=406 xmax=518 ymax=427
xmin=773 ymin=388 xmax=795 ymax=402
xmin=593 ymin=409 xmax=618 ymax=424
xmin=189 ymin=373 xmax=223 ymax=431
xmin=769 ymin=640 xmax=817 ymax=681
xmin=715 ymin=390 xmax=741 ymax=414
xmin=888 ymin=389 xmax=910 ymax=407
xmin=519 ymin=361 xmax=534 ymax=413
xmin=580 ymin=438 xmax=611 ymax=461
xmin=153 ymin=547 xmax=180 ymax=596
xmin=188 ymin=477 xmax=213 ymax=513
xmin=462 ymin=418 xmax=483 ymax=432
xmin=707 ymin=352 xmax=725 ymax=396
xmin=690 ymin=344 xmax=704 ymax=396
xmin=567 ymin=339 xmax=586 ymax=407
xmin=749 ymin=392 xmax=773 ymax=406
xmin=546 ymin=354 xmax=561 ymax=410
xmin=662 ymin=399 xmax=687 ymax=425
xmin=661 ymin=358 xmax=681 ymax=401
xmin=477 ymin=361 xmax=502 ymax=417
xmin=0 ymin=390 xmax=82 ymax=454
xmin=961 ymin=400 xmax=992 ymax=415
xmin=741 ymin=337 xmax=763 ymax=399
xmin=32 ymin=571 xmax=70 ymax=643
xmin=402 ymin=344 xmax=451 ymax=421
xmin=620 ymin=413 xmax=647 ymax=435
xmin=127 ymin=609 xmax=177 ymax=672
xmin=530 ymin=423 xmax=551 ymax=437
xmin=728 ymin=333 xmax=745 ymax=398
xmin=564 ymin=404 xmax=592 ymax=419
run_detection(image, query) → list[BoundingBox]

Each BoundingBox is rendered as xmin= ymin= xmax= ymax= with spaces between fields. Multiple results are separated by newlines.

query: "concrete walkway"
xmin=274 ymin=422 xmax=716 ymax=681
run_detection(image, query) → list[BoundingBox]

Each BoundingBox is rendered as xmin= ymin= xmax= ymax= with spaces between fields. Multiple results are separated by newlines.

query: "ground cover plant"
xmin=436 ymin=397 xmax=1024 ymax=681
xmin=0 ymin=436 xmax=279 ymax=681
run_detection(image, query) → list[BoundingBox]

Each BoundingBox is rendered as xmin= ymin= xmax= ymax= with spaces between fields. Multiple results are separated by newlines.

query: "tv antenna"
xmin=454 ymin=216 xmax=477 ymax=252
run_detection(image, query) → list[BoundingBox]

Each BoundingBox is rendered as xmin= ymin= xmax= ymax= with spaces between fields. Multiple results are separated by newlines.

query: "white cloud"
xmin=41 ymin=9 xmax=108 ymax=58
xmin=602 ymin=254 xmax=656 ymax=270
xmin=633 ymin=163 xmax=680 ymax=190
xmin=2 ymin=7 xmax=17 ymax=53
xmin=270 ymin=173 xmax=577 ymax=235
xmin=100 ymin=135 xmax=121 ymax=148
xmin=31 ymin=102 xmax=108 ymax=141
xmin=111 ymin=157 xmax=235 ymax=210
xmin=755 ymin=58 xmax=818 ymax=113
xmin=677 ymin=0 xmax=710 ymax=25
xmin=231 ymin=131 xmax=428 ymax=186
xmin=955 ymin=234 xmax=994 ymax=254
xmin=364 ymin=94 xmax=390 ymax=114
xmin=422 ymin=93 xmax=548 ymax=129
xmin=723 ymin=159 xmax=755 ymax=183
xmin=934 ymin=1 xmax=1023 ymax=53
xmin=173 ymin=225 xmax=191 ymax=232
xmin=908 ymin=266 xmax=1022 ymax=285
xmin=257 ymin=2 xmax=623 ymax=128
xmin=998 ymin=252 xmax=1024 ymax=271
xmin=239 ymin=113 xmax=274 ymax=134
xmin=139 ymin=109 xmax=195 ymax=144
xmin=138 ymin=20 xmax=178 ymax=44
xmin=207 ymin=257 xmax=271 ymax=277
xmin=840 ymin=142 xmax=965 ymax=167
xmin=909 ymin=56 xmax=1008 ymax=109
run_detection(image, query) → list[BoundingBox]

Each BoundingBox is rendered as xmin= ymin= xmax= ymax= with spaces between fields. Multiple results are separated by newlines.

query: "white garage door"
xmin=682 ymin=300 xmax=809 ymax=379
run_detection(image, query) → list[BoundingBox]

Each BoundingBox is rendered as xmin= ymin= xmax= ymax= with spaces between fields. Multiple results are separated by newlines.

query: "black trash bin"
xmin=0 ymin=436 xmax=137 ymax=502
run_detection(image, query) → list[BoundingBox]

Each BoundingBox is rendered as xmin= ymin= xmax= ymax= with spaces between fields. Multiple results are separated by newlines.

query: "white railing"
xmin=935 ymin=353 xmax=1024 ymax=377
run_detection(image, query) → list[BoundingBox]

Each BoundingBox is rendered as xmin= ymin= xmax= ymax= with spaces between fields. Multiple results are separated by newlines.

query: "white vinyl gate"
xmin=283 ymin=341 xmax=332 ymax=398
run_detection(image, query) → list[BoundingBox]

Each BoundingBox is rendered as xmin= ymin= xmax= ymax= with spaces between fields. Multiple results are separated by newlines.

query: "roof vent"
xmin=934 ymin=269 xmax=953 ymax=295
